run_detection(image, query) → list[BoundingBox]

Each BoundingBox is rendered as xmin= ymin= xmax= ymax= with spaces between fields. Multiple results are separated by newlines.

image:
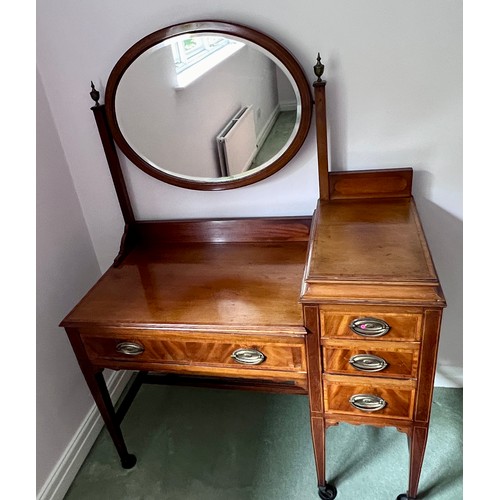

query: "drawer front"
xmin=320 ymin=308 xmax=422 ymax=341
xmin=322 ymin=341 xmax=419 ymax=378
xmin=323 ymin=375 xmax=415 ymax=420
xmin=81 ymin=330 xmax=306 ymax=374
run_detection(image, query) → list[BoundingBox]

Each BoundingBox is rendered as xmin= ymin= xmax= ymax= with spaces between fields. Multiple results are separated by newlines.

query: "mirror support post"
xmin=313 ymin=82 xmax=329 ymax=200
xmin=91 ymin=103 xmax=136 ymax=226
xmin=313 ymin=55 xmax=329 ymax=201
xmin=91 ymin=89 xmax=138 ymax=266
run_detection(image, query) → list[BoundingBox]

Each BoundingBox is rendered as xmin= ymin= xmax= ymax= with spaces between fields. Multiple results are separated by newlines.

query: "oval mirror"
xmin=105 ymin=21 xmax=313 ymax=190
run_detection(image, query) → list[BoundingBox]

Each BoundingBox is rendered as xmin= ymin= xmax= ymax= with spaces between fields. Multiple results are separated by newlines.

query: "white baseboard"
xmin=256 ymin=104 xmax=280 ymax=150
xmin=434 ymin=364 xmax=463 ymax=388
xmin=37 ymin=370 xmax=133 ymax=500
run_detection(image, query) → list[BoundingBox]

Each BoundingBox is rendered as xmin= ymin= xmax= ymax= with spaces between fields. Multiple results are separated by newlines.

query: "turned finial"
xmin=90 ymin=81 xmax=100 ymax=106
xmin=314 ymin=53 xmax=324 ymax=82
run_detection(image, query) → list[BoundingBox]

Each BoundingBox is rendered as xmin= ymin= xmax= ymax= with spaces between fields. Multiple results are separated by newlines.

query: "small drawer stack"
xmin=320 ymin=305 xmax=422 ymax=424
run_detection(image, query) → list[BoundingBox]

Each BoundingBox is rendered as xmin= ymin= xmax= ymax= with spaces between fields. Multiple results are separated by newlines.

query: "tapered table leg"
xmin=397 ymin=425 xmax=428 ymax=499
xmin=303 ymin=306 xmax=337 ymax=499
xmin=66 ymin=328 xmax=136 ymax=469
xmin=310 ymin=417 xmax=337 ymax=499
xmin=93 ymin=370 xmax=137 ymax=468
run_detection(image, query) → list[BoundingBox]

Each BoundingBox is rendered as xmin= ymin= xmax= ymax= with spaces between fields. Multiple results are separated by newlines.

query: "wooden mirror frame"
xmin=104 ymin=20 xmax=313 ymax=190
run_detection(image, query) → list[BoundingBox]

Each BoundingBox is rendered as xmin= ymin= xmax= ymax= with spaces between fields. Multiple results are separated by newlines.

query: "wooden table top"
xmin=301 ymin=198 xmax=446 ymax=306
xmin=61 ymin=241 xmax=308 ymax=334
xmin=308 ymin=198 xmax=439 ymax=283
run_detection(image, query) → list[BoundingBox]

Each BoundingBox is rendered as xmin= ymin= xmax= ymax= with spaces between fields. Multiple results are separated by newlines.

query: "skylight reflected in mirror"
xmin=172 ymin=35 xmax=245 ymax=88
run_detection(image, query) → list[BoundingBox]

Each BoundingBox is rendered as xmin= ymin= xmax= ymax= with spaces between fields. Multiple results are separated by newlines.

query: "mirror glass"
xmin=106 ymin=22 xmax=312 ymax=190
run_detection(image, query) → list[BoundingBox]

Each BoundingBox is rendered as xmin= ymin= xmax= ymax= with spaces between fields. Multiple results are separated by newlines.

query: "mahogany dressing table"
xmin=61 ymin=21 xmax=446 ymax=500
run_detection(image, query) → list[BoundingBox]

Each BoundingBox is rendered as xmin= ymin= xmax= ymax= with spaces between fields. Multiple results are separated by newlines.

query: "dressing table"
xmin=61 ymin=20 xmax=446 ymax=499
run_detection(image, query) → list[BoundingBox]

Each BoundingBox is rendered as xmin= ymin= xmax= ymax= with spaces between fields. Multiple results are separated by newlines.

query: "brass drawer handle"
xmin=231 ymin=348 xmax=266 ymax=365
xmin=349 ymin=354 xmax=388 ymax=372
xmin=349 ymin=317 xmax=390 ymax=337
xmin=116 ymin=341 xmax=145 ymax=356
xmin=349 ymin=394 xmax=387 ymax=412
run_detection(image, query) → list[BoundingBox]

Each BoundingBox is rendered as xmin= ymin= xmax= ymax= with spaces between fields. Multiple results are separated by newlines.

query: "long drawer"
xmin=320 ymin=306 xmax=422 ymax=342
xmin=323 ymin=374 xmax=416 ymax=421
xmin=79 ymin=328 xmax=307 ymax=377
xmin=322 ymin=339 xmax=419 ymax=379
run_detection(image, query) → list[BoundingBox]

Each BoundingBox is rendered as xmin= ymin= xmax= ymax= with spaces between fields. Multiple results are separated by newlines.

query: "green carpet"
xmin=64 ymin=385 xmax=462 ymax=499
xmin=251 ymin=110 xmax=297 ymax=168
